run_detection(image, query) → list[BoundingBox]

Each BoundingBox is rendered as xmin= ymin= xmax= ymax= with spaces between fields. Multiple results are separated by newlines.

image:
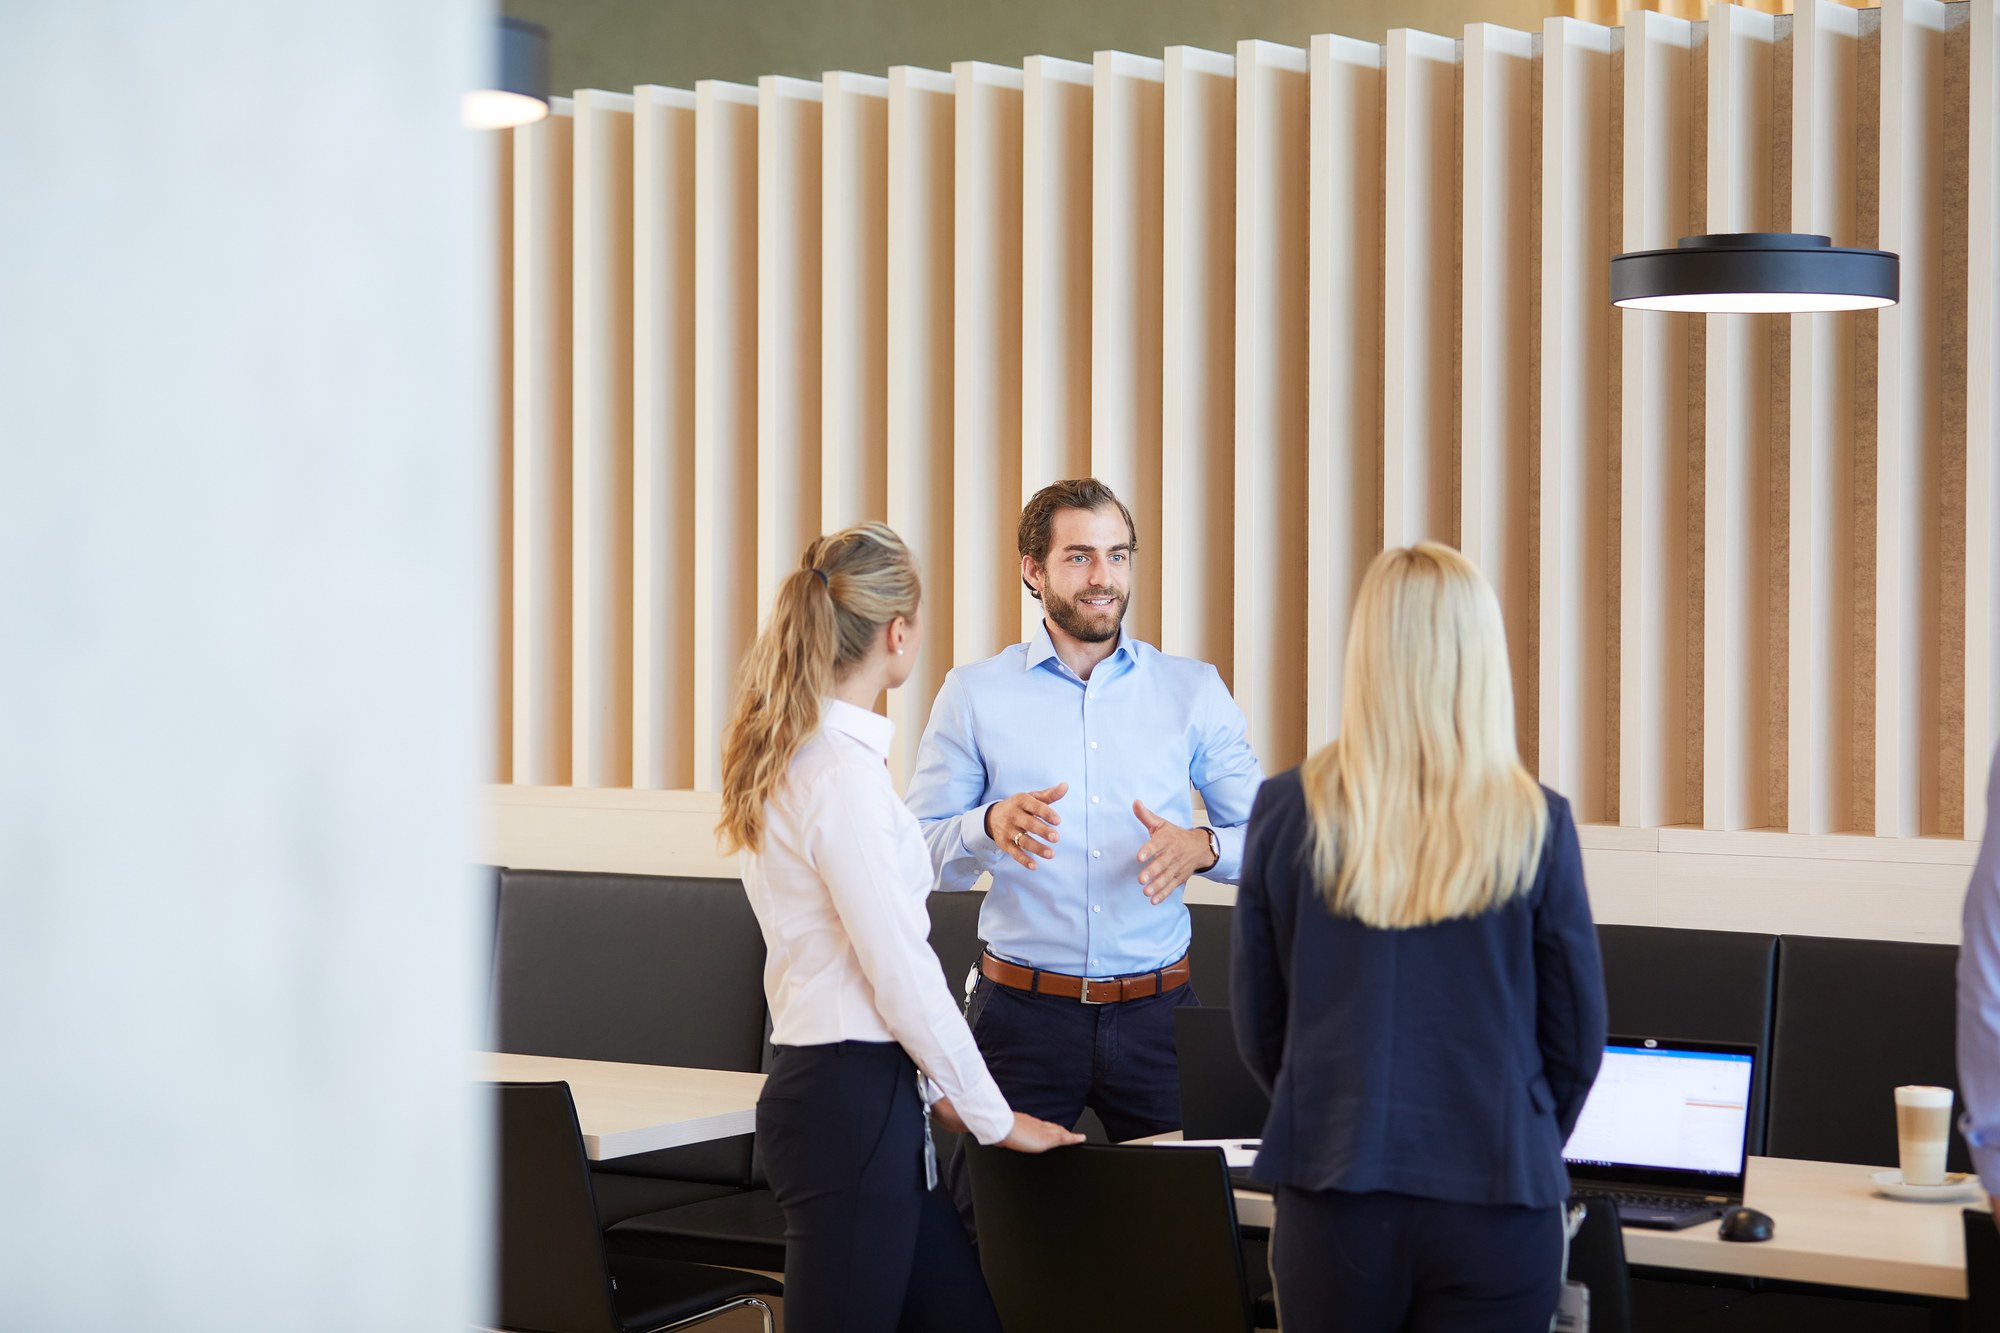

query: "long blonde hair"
xmin=716 ymin=523 xmax=920 ymax=854
xmin=1302 ymin=542 xmax=1547 ymax=928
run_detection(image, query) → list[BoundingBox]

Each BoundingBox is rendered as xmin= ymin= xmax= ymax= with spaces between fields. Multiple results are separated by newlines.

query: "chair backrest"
xmin=1174 ymin=1006 xmax=1270 ymax=1141
xmin=494 ymin=870 xmax=769 ymax=1186
xmin=925 ymin=889 xmax=987 ymax=1003
xmin=495 ymin=1081 xmax=618 ymax=1333
xmin=1564 ymin=1197 xmax=1633 ymax=1333
xmin=1188 ymin=902 xmax=1234 ymax=1004
xmin=1964 ymin=1209 xmax=2000 ymax=1322
xmin=1767 ymin=934 xmax=1968 ymax=1171
xmin=1596 ymin=925 xmax=1778 ymax=1154
xmin=967 ymin=1143 xmax=1253 ymax=1332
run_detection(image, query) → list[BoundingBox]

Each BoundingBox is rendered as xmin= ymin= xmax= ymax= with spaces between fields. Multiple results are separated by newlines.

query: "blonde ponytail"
xmin=716 ymin=522 xmax=920 ymax=853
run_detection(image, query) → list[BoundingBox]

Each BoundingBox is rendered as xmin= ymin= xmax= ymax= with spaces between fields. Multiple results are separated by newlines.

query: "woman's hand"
xmin=1000 ymin=1113 xmax=1086 ymax=1153
xmin=930 ymin=1096 xmax=969 ymax=1135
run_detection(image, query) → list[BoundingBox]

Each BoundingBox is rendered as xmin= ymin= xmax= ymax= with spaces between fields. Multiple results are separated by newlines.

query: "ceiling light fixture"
xmin=1610 ymin=233 xmax=1898 ymax=314
xmin=463 ymin=18 xmax=550 ymax=130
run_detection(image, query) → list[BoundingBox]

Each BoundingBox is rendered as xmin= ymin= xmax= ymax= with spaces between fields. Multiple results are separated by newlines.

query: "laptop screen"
xmin=1563 ymin=1037 xmax=1756 ymax=1191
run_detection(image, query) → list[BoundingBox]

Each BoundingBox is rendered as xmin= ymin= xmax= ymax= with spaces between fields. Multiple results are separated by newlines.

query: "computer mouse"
xmin=1717 ymin=1206 xmax=1774 ymax=1243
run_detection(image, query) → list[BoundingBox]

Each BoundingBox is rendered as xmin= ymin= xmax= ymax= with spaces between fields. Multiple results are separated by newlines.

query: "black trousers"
xmin=1270 ymin=1186 xmax=1563 ymax=1333
xmin=756 ymin=1041 xmax=1001 ymax=1333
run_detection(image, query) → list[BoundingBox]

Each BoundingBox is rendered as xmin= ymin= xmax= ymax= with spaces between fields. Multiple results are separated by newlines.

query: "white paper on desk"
xmin=1157 ymin=1138 xmax=1260 ymax=1169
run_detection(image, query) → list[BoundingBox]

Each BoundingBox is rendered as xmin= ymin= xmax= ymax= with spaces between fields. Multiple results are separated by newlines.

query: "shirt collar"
xmin=1023 ymin=619 xmax=1136 ymax=677
xmin=822 ymin=697 xmax=894 ymax=759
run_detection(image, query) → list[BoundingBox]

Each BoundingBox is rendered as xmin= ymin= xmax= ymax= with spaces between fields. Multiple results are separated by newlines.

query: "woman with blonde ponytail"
xmin=1230 ymin=543 xmax=1607 ymax=1332
xmin=719 ymin=523 xmax=1080 ymax=1333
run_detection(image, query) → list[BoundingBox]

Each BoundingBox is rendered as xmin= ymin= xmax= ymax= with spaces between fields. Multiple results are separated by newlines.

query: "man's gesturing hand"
xmin=1133 ymin=800 xmax=1219 ymax=904
xmin=985 ymin=782 xmax=1069 ymax=871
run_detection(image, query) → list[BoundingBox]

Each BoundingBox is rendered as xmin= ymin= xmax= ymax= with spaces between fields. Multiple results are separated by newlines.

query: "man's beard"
xmin=1044 ymin=585 xmax=1128 ymax=643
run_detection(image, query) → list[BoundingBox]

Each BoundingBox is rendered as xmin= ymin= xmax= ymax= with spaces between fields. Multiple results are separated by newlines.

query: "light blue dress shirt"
xmin=905 ymin=622 xmax=1263 ymax=977
xmin=1959 ymin=742 xmax=2000 ymax=1193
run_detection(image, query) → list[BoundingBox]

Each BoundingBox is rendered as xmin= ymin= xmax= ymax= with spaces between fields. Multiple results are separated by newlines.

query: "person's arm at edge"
xmin=1532 ymin=791 xmax=1608 ymax=1140
xmin=806 ymin=773 xmax=1014 ymax=1144
xmin=1957 ymin=744 xmax=2000 ymax=1206
xmin=905 ymin=669 xmax=1002 ymax=890
xmin=1230 ymin=778 xmax=1289 ymax=1096
xmin=1189 ymin=665 xmax=1263 ymax=885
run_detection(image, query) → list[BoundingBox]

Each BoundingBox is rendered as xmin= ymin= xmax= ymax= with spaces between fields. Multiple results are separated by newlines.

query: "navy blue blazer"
xmin=1230 ymin=769 xmax=1607 ymax=1208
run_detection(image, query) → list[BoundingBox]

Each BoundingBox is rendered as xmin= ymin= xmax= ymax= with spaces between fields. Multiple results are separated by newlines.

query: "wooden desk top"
xmin=480 ymin=1052 xmax=765 ymax=1160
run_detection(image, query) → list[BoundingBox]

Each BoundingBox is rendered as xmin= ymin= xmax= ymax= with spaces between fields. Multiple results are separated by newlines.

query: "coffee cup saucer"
xmin=1869 ymin=1170 xmax=1984 ymax=1202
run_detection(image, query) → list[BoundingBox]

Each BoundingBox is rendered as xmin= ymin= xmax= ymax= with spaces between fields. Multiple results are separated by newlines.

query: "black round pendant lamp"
xmin=1610 ymin=233 xmax=1898 ymax=313
xmin=463 ymin=18 xmax=550 ymax=129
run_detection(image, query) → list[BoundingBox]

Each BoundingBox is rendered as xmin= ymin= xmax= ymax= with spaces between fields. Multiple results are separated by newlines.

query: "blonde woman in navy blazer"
xmin=1231 ymin=543 xmax=1607 ymax=1333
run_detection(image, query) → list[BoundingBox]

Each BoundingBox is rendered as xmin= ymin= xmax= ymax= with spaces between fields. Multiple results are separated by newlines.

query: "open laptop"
xmin=1563 ymin=1036 xmax=1758 ymax=1230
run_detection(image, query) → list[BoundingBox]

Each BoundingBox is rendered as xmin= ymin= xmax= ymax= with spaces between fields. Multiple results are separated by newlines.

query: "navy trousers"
xmin=949 ymin=972 xmax=1198 ymax=1230
xmin=756 ymin=1041 xmax=1001 ymax=1333
xmin=1270 ymin=1186 xmax=1563 ymax=1333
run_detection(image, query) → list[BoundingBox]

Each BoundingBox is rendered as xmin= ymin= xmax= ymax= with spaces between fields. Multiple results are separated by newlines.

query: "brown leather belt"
xmin=979 ymin=949 xmax=1192 ymax=1005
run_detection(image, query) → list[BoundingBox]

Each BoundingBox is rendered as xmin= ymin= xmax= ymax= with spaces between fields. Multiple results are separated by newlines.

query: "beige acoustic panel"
xmin=1383 ymin=28 xmax=1462 ymax=550
xmin=821 ymin=72 xmax=891 ymax=532
xmin=1788 ymin=2 xmax=1864 ymax=832
xmin=757 ymin=76 xmax=823 ymax=623
xmin=493 ymin=129 xmax=514 ymax=784
xmin=1235 ymin=40 xmax=1311 ymax=775
xmin=1618 ymin=13 xmax=1699 ymax=829
xmin=572 ymin=90 xmax=636 ymax=790
xmin=1461 ymin=24 xmax=1539 ymax=772
xmin=954 ymin=62 xmax=1026 ymax=664
xmin=512 ymin=99 xmax=574 ymax=787
xmin=692 ymin=81 xmax=759 ymax=791
xmin=1539 ymin=18 xmax=1616 ymax=821
xmin=1971 ymin=0 xmax=2000 ymax=837
xmin=1876 ymin=0 xmax=1963 ymax=835
xmin=1090 ymin=52 xmax=1166 ymax=649
xmin=887 ymin=65 xmax=956 ymax=787
xmin=1306 ymin=34 xmax=1384 ymax=749
xmin=1162 ymin=46 xmax=1237 ymax=686
xmin=1702 ymin=8 xmax=1780 ymax=831
xmin=633 ymin=86 xmax=697 ymax=791
xmin=1020 ymin=56 xmax=1094 ymax=642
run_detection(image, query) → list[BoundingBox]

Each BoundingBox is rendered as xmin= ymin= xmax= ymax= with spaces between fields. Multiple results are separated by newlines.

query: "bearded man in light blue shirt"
xmin=906 ymin=478 xmax=1262 ymax=1201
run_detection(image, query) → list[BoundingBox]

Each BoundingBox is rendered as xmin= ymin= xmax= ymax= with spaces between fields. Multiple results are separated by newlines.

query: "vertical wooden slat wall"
xmin=491 ymin=4 xmax=1999 ymax=871
xmin=493 ymin=130 xmax=514 ymax=785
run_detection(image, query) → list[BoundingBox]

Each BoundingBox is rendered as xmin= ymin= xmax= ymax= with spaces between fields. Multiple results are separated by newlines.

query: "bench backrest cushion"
xmin=1767 ymin=934 xmax=1968 ymax=1172
xmin=1596 ymin=924 xmax=1778 ymax=1156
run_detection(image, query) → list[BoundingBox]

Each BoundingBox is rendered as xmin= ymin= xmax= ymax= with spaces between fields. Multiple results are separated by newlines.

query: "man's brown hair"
xmin=1017 ymin=478 xmax=1139 ymax=601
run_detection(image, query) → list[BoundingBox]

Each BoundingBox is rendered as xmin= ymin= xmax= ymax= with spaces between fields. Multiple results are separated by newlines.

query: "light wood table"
xmin=1214 ymin=1152 xmax=1989 ymax=1301
xmin=481 ymin=1052 xmax=765 ymax=1160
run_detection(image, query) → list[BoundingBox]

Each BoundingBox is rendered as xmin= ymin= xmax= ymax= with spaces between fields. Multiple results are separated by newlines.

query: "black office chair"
xmin=967 ymin=1142 xmax=1260 ymax=1332
xmin=1565 ymin=1197 xmax=1634 ymax=1333
xmin=1967 ymin=1209 xmax=2000 ymax=1326
xmin=495 ymin=1081 xmax=781 ymax=1333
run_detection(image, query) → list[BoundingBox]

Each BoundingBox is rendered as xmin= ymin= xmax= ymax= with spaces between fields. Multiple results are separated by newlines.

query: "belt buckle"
xmin=1079 ymin=976 xmax=1117 ymax=1005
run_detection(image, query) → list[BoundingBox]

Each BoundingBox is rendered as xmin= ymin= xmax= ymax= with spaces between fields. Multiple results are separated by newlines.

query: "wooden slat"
xmin=886 ymin=65 xmax=956 ymax=787
xmin=493 ymin=129 xmax=514 ymax=785
xmin=1462 ymin=23 xmax=1539 ymax=769
xmin=821 ymin=72 xmax=891 ymax=532
xmin=1162 ymin=46 xmax=1237 ymax=686
xmin=1383 ymin=28 xmax=1461 ymax=549
xmin=1305 ymin=34 xmax=1383 ymax=748
xmin=1702 ymin=7 xmax=1781 ymax=831
xmin=1091 ymin=51 xmax=1166 ymax=649
xmin=1788 ymin=1 xmax=1864 ymax=832
xmin=1235 ymin=40 xmax=1311 ymax=775
xmin=756 ymin=76 xmax=823 ymax=623
xmin=1970 ymin=0 xmax=2000 ymax=837
xmin=1540 ymin=17 xmax=1617 ymax=820
xmin=572 ymin=90 xmax=636 ymax=790
xmin=1876 ymin=0 xmax=1962 ymax=835
xmin=691 ymin=81 xmax=758 ymax=791
xmin=1619 ymin=12 xmax=1699 ymax=830
xmin=953 ymin=62 xmax=1025 ymax=665
xmin=511 ymin=99 xmax=574 ymax=787
xmin=633 ymin=85 xmax=697 ymax=791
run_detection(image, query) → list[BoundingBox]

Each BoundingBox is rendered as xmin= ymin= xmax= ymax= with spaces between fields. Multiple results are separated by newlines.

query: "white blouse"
xmin=742 ymin=698 xmax=1014 ymax=1145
